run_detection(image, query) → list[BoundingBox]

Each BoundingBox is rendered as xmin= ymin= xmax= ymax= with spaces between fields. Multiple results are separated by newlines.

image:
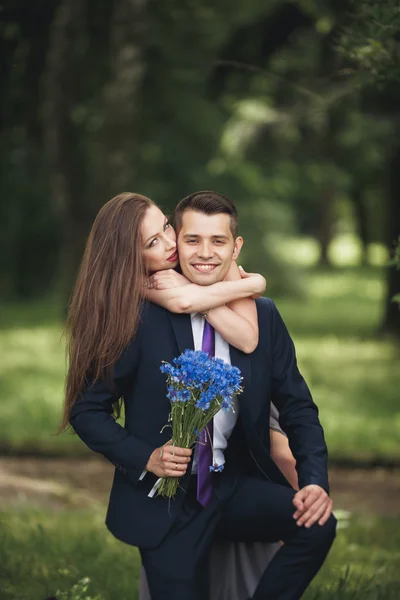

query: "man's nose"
xmin=197 ymin=241 xmax=213 ymax=259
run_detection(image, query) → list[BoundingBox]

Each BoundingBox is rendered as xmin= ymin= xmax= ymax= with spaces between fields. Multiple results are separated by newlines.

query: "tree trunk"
xmin=44 ymin=0 xmax=89 ymax=299
xmin=317 ymin=186 xmax=335 ymax=267
xmin=102 ymin=0 xmax=147 ymax=197
xmin=380 ymin=142 xmax=400 ymax=339
xmin=351 ymin=184 xmax=369 ymax=265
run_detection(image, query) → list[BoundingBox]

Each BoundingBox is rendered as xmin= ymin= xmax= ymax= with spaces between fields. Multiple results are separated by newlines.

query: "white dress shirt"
xmin=139 ymin=313 xmax=239 ymax=482
xmin=190 ymin=312 xmax=239 ymax=472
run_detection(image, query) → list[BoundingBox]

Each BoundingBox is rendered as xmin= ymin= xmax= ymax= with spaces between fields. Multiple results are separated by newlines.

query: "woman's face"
xmin=141 ymin=204 xmax=178 ymax=274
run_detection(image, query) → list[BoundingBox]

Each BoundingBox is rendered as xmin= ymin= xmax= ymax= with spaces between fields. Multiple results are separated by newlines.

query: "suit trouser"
xmin=140 ymin=473 xmax=337 ymax=600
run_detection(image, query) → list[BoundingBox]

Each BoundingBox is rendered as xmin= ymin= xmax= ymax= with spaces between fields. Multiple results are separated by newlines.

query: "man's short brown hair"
xmin=173 ymin=191 xmax=238 ymax=238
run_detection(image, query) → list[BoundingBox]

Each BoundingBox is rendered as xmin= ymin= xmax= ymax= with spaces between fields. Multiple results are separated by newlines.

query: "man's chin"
xmin=187 ymin=268 xmax=223 ymax=286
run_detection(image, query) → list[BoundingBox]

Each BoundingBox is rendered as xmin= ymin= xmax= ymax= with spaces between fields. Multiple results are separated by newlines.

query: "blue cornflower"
xmin=160 ymin=349 xmax=243 ymax=410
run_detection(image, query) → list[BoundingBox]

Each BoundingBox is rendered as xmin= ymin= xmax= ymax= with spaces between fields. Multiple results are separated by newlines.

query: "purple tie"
xmin=197 ymin=319 xmax=215 ymax=507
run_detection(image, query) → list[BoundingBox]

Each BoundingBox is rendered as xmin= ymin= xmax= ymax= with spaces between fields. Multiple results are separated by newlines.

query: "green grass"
xmin=277 ymin=267 xmax=400 ymax=460
xmin=0 ymin=507 xmax=399 ymax=600
xmin=0 ymin=266 xmax=399 ymax=460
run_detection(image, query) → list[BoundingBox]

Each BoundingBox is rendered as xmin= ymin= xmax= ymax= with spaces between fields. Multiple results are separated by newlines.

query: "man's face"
xmin=177 ymin=210 xmax=243 ymax=285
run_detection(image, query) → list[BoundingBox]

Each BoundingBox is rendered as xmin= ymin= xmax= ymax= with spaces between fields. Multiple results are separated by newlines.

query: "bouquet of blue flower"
xmin=156 ymin=349 xmax=243 ymax=499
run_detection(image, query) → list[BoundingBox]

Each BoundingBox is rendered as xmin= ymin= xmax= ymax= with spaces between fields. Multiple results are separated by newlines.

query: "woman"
xmin=62 ymin=192 xmax=298 ymax=599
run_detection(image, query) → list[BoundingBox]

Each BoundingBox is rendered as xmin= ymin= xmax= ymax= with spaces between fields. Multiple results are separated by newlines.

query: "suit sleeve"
xmin=69 ymin=337 xmax=156 ymax=484
xmin=268 ymin=300 xmax=330 ymax=493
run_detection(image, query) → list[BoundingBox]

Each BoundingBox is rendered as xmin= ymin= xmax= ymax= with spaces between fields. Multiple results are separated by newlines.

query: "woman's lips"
xmin=167 ymin=251 xmax=178 ymax=262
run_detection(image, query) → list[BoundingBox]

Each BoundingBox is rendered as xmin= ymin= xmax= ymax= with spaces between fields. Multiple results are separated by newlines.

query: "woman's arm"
xmin=145 ymin=268 xmax=265 ymax=314
xmin=270 ymin=430 xmax=299 ymax=490
xmin=145 ymin=265 xmax=264 ymax=353
xmin=205 ymin=264 xmax=260 ymax=353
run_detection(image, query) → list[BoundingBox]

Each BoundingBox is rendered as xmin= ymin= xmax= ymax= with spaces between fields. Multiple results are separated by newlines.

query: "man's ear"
xmin=232 ymin=236 xmax=243 ymax=260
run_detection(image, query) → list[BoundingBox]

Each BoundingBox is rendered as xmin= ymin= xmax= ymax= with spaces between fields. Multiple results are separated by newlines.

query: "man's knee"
xmin=306 ymin=513 xmax=337 ymax=549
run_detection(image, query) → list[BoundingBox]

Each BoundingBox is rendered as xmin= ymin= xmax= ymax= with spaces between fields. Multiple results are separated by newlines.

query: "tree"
xmin=102 ymin=0 xmax=147 ymax=197
xmin=337 ymin=0 xmax=400 ymax=337
xmin=44 ymin=0 xmax=90 ymax=295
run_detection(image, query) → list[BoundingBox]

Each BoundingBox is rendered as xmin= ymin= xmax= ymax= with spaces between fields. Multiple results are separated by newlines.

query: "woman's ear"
xmin=232 ymin=236 xmax=243 ymax=260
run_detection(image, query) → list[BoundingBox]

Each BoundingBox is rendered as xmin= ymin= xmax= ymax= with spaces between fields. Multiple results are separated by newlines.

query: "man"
xmin=71 ymin=191 xmax=336 ymax=600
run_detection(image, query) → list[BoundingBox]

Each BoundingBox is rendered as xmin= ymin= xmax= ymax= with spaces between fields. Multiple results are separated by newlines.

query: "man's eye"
xmin=187 ymin=239 xmax=197 ymax=244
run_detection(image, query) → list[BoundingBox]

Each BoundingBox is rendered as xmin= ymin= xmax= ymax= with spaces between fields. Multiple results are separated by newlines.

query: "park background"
xmin=1 ymin=0 xmax=400 ymax=598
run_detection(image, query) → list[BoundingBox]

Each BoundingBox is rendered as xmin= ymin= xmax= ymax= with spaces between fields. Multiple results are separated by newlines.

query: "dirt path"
xmin=1 ymin=457 xmax=399 ymax=516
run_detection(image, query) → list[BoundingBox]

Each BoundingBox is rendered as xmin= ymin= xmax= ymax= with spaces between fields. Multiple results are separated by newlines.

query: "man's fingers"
xmin=162 ymin=453 xmax=190 ymax=464
xmin=292 ymin=490 xmax=307 ymax=517
xmin=299 ymin=490 xmax=327 ymax=517
xmin=159 ymin=440 xmax=172 ymax=457
xmin=293 ymin=486 xmax=331 ymax=522
xmin=318 ymin=503 xmax=333 ymax=526
xmin=167 ymin=446 xmax=192 ymax=457
xmin=303 ymin=502 xmax=331 ymax=528
xmin=292 ymin=497 xmax=304 ymax=518
xmin=293 ymin=489 xmax=323 ymax=518
xmin=297 ymin=498 xmax=327 ymax=527
xmin=164 ymin=470 xmax=186 ymax=478
xmin=301 ymin=489 xmax=323 ymax=509
xmin=164 ymin=462 xmax=188 ymax=476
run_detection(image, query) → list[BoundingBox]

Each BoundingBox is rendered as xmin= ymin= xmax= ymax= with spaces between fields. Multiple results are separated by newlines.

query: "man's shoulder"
xmin=255 ymin=296 xmax=275 ymax=315
xmin=138 ymin=300 xmax=171 ymax=326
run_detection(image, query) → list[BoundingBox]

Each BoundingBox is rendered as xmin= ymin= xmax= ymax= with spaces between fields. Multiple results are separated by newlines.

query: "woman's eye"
xmin=149 ymin=238 xmax=158 ymax=248
xmin=164 ymin=222 xmax=171 ymax=230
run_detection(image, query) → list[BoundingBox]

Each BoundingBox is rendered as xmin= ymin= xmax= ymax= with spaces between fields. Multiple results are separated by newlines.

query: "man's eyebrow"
xmin=144 ymin=218 xmax=168 ymax=245
xmin=182 ymin=233 xmax=229 ymax=240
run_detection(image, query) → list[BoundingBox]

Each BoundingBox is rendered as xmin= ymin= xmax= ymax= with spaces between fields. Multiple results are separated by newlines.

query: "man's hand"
xmin=238 ymin=266 xmax=266 ymax=298
xmin=147 ymin=269 xmax=189 ymax=290
xmin=292 ymin=485 xmax=333 ymax=528
xmin=146 ymin=440 xmax=192 ymax=478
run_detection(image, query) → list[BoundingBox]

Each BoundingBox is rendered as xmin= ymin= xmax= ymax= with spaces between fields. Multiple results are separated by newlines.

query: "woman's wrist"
xmin=249 ymin=274 xmax=266 ymax=295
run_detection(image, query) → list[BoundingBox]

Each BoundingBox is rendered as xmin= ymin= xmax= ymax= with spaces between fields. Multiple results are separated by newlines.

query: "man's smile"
xmin=191 ymin=263 xmax=219 ymax=272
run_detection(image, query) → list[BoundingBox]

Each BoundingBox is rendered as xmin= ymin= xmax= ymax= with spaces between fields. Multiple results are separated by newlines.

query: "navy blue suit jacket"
xmin=70 ymin=297 xmax=329 ymax=549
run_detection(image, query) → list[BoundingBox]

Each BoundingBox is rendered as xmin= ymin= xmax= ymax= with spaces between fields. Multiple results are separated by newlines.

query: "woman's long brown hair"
xmin=60 ymin=192 xmax=154 ymax=432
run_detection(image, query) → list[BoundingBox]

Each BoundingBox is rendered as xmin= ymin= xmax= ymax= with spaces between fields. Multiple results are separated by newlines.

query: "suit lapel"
xmin=167 ymin=312 xmax=195 ymax=354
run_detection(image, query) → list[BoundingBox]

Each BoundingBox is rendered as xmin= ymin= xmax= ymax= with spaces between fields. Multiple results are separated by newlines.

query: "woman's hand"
xmin=147 ymin=269 xmax=189 ymax=290
xmin=238 ymin=266 xmax=266 ymax=298
xmin=224 ymin=262 xmax=266 ymax=297
xmin=146 ymin=441 xmax=192 ymax=478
